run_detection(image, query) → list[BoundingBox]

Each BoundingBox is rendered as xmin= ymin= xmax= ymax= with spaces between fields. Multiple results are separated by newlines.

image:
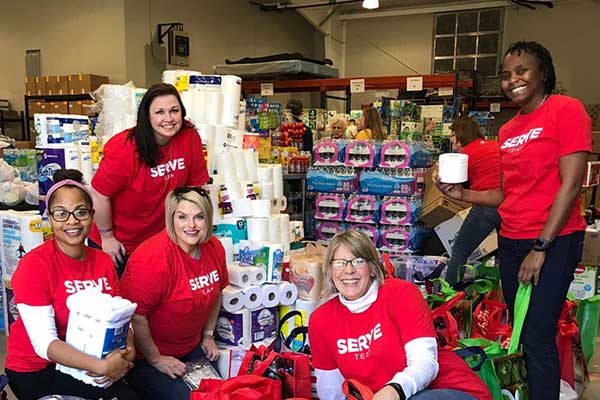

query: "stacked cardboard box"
xmin=24 ymin=74 xmax=109 ymax=96
xmin=420 ymin=167 xmax=469 ymax=227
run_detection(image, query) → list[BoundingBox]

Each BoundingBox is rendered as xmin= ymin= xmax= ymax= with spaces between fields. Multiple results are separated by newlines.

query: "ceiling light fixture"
xmin=362 ymin=0 xmax=379 ymax=9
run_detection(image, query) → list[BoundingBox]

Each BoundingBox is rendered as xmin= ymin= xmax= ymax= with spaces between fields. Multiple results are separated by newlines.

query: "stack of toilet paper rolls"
xmin=58 ymin=289 xmax=137 ymax=388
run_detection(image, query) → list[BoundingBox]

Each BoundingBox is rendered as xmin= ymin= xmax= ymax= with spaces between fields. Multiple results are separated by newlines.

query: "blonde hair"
xmin=328 ymin=115 xmax=348 ymax=130
xmin=165 ymin=188 xmax=214 ymax=245
xmin=321 ymin=230 xmax=387 ymax=298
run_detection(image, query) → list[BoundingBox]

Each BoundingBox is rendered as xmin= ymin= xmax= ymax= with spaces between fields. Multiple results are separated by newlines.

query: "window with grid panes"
xmin=433 ymin=8 xmax=504 ymax=77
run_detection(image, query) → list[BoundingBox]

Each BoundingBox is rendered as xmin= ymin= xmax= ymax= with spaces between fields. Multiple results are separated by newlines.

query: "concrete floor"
xmin=0 ymin=334 xmax=598 ymax=399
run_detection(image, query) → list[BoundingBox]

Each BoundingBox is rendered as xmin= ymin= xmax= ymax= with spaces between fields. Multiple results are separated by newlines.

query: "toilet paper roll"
xmin=180 ymin=91 xmax=194 ymax=119
xmin=214 ymin=125 xmax=229 ymax=156
xmin=259 ymin=183 xmax=274 ymax=200
xmin=271 ymin=197 xmax=287 ymax=213
xmin=261 ymin=284 xmax=280 ymax=308
xmin=232 ymin=198 xmax=253 ymax=217
xmin=216 ymin=151 xmax=236 ymax=178
xmin=233 ymin=149 xmax=248 ymax=181
xmin=277 ymin=281 xmax=298 ymax=306
xmin=204 ymin=184 xmax=221 ymax=222
xmin=295 ymin=299 xmax=318 ymax=329
xmin=438 ymin=153 xmax=469 ymax=184
xmin=190 ymin=90 xmax=206 ymax=124
xmin=205 ymin=91 xmax=223 ymax=125
xmin=217 ymin=237 xmax=234 ymax=263
xmin=226 ymin=263 xmax=255 ymax=288
xmin=251 ymin=200 xmax=272 ymax=218
xmin=79 ymin=142 xmax=94 ymax=185
xmin=221 ymin=76 xmax=242 ymax=128
xmin=257 ymin=165 xmax=273 ymax=184
xmin=242 ymin=285 xmax=262 ymax=310
xmin=247 ymin=218 xmax=269 ymax=242
xmin=251 ymin=267 xmax=266 ymax=286
xmin=268 ymin=215 xmax=282 ymax=243
xmin=225 ymin=177 xmax=243 ymax=200
xmin=279 ymin=213 xmax=291 ymax=255
xmin=244 ymin=149 xmax=258 ymax=182
xmin=221 ymin=285 xmax=246 ymax=313
xmin=272 ymin=164 xmax=283 ymax=198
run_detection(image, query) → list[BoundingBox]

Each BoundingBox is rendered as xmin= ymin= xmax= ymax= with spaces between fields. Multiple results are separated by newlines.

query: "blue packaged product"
xmin=409 ymin=142 xmax=434 ymax=168
xmin=307 ymin=167 xmax=359 ymax=194
xmin=345 ymin=195 xmax=380 ymax=224
xmin=348 ymin=223 xmax=379 ymax=245
xmin=313 ymin=140 xmax=345 ymax=166
xmin=344 ymin=140 xmax=377 ymax=168
xmin=315 ymin=193 xmax=346 ymax=221
xmin=379 ymin=196 xmax=421 ymax=226
xmin=316 ymin=221 xmax=345 ymax=245
xmin=359 ymin=169 xmax=415 ymax=196
xmin=378 ymin=140 xmax=410 ymax=169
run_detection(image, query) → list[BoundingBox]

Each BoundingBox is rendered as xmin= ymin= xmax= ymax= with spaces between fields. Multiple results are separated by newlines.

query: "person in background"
xmin=346 ymin=119 xmax=358 ymax=138
xmin=437 ymin=41 xmax=591 ymax=399
xmin=287 ymin=98 xmax=313 ymax=151
xmin=444 ymin=116 xmax=501 ymax=285
xmin=309 ymin=230 xmax=491 ymax=400
xmin=120 ymin=187 xmax=228 ymax=400
xmin=328 ymin=115 xmax=348 ymax=139
xmin=5 ymin=169 xmax=137 ymax=400
xmin=89 ymin=83 xmax=210 ymax=277
xmin=356 ymin=107 xmax=386 ymax=140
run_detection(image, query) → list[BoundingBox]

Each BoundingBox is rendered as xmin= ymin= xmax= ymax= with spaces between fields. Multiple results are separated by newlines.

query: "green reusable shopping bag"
xmin=507 ymin=283 xmax=532 ymax=355
xmin=458 ymin=338 xmax=504 ymax=400
xmin=575 ymin=294 xmax=600 ymax=364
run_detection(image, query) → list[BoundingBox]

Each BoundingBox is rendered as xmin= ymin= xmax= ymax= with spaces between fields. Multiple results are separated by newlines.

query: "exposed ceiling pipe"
xmin=250 ymin=0 xmax=363 ymax=11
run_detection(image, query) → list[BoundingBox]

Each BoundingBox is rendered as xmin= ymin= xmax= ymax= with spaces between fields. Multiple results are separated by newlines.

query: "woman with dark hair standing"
xmin=445 ymin=116 xmax=501 ymax=285
xmin=356 ymin=107 xmax=386 ymax=140
xmin=89 ymin=83 xmax=209 ymax=276
xmin=438 ymin=41 xmax=591 ymax=399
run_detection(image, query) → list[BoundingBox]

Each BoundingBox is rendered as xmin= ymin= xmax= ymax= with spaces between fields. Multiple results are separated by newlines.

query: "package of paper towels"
xmin=58 ymin=289 xmax=137 ymax=387
xmin=0 ymin=210 xmax=44 ymax=278
xmin=215 ymin=307 xmax=278 ymax=349
xmin=438 ymin=153 xmax=468 ymax=184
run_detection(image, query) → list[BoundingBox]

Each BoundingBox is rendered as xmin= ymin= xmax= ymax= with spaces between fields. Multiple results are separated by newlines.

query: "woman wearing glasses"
xmin=120 ymin=187 xmax=228 ymax=400
xmin=89 ymin=83 xmax=210 ymax=277
xmin=5 ymin=169 xmax=138 ymax=400
xmin=308 ymin=230 xmax=490 ymax=400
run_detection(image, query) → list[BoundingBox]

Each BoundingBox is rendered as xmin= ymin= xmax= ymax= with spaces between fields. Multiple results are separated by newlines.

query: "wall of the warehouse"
xmin=0 ymin=0 xmax=324 ymax=112
xmin=343 ymin=0 xmax=600 ymax=107
xmin=0 ymin=0 xmax=127 ymax=111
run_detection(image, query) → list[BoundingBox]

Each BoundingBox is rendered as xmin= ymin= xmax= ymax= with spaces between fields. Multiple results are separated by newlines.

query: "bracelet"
xmin=203 ymin=329 xmax=214 ymax=338
xmin=98 ymin=227 xmax=113 ymax=233
xmin=385 ymin=383 xmax=406 ymax=400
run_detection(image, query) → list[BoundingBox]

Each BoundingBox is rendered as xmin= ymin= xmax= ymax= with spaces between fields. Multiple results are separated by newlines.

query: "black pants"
xmin=87 ymin=238 xmax=129 ymax=278
xmin=498 ymin=231 xmax=584 ymax=400
xmin=6 ymin=365 xmax=139 ymax=400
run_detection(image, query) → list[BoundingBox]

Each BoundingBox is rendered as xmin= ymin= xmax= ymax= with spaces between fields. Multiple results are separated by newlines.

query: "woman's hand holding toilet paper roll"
xmin=433 ymin=162 xmax=464 ymax=201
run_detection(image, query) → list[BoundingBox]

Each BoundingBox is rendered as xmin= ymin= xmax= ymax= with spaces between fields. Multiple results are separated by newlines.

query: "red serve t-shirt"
xmin=120 ymin=230 xmax=229 ymax=358
xmin=498 ymin=95 xmax=591 ymax=239
xmin=6 ymin=240 xmax=119 ymax=372
xmin=90 ymin=122 xmax=209 ymax=254
xmin=461 ymin=139 xmax=501 ymax=191
xmin=309 ymin=279 xmax=491 ymax=400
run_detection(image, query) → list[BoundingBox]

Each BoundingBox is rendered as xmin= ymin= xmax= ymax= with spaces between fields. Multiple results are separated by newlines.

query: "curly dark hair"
xmin=502 ymin=40 xmax=556 ymax=95
xmin=128 ymin=83 xmax=187 ymax=167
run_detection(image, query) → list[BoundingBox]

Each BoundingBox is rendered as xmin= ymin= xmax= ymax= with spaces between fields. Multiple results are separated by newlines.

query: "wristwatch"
xmin=532 ymin=237 xmax=552 ymax=252
xmin=203 ymin=329 xmax=215 ymax=338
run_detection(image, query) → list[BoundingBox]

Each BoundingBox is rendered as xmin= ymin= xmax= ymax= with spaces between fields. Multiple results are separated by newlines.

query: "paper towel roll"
xmin=65 ymin=144 xmax=81 ymax=171
xmin=226 ymin=264 xmax=255 ymax=288
xmin=221 ymin=285 xmax=246 ymax=312
xmin=225 ymin=177 xmax=243 ymax=200
xmin=277 ymin=281 xmax=298 ymax=306
xmin=190 ymin=90 xmax=206 ymax=124
xmin=295 ymin=299 xmax=318 ymax=326
xmin=221 ymin=76 xmax=242 ymax=128
xmin=216 ymin=151 xmax=236 ymax=178
xmin=257 ymin=165 xmax=273 ymax=184
xmin=439 ymin=153 xmax=468 ymax=184
xmin=261 ymin=284 xmax=280 ymax=308
xmin=205 ymin=91 xmax=223 ymax=125
xmin=232 ymin=198 xmax=253 ymax=217
xmin=272 ymin=164 xmax=283 ymax=198
xmin=242 ymin=285 xmax=262 ymax=310
xmin=180 ymin=91 xmax=194 ymax=119
xmin=244 ymin=149 xmax=258 ymax=182
xmin=79 ymin=142 xmax=93 ymax=185
xmin=259 ymin=182 xmax=274 ymax=200
xmin=217 ymin=236 xmax=234 ymax=263
xmin=268 ymin=215 xmax=282 ymax=243
xmin=247 ymin=217 xmax=269 ymax=242
xmin=204 ymin=184 xmax=221 ymax=222
xmin=232 ymin=149 xmax=248 ymax=181
xmin=279 ymin=213 xmax=291 ymax=255
xmin=251 ymin=200 xmax=272 ymax=218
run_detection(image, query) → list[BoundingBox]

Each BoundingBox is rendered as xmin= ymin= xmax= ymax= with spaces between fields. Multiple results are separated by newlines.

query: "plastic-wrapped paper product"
xmin=313 ymin=140 xmax=345 ymax=166
xmin=345 ymin=194 xmax=379 ymax=224
xmin=182 ymin=358 xmax=222 ymax=389
xmin=314 ymin=193 xmax=346 ymax=221
xmin=344 ymin=140 xmax=377 ymax=168
xmin=0 ymin=181 xmax=25 ymax=206
xmin=359 ymin=169 xmax=416 ymax=196
xmin=306 ymin=167 xmax=359 ymax=194
xmin=379 ymin=140 xmax=411 ymax=169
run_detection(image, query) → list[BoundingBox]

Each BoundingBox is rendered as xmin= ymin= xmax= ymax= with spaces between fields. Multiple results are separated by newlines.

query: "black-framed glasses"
xmin=173 ymin=186 xmax=209 ymax=198
xmin=330 ymin=257 xmax=368 ymax=270
xmin=49 ymin=208 xmax=93 ymax=222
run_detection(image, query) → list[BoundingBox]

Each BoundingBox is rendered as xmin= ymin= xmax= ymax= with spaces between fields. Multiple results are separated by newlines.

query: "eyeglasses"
xmin=173 ymin=186 xmax=209 ymax=198
xmin=330 ymin=257 xmax=368 ymax=270
xmin=49 ymin=208 xmax=93 ymax=222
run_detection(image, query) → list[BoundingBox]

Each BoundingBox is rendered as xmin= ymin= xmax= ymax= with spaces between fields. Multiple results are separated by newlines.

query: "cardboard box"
xmin=48 ymin=75 xmax=69 ymax=95
xmin=420 ymin=167 xmax=469 ymax=227
xmin=47 ymin=101 xmax=69 ymax=114
xmin=36 ymin=76 xmax=50 ymax=95
xmin=29 ymin=100 xmax=46 ymax=114
xmin=24 ymin=77 xmax=37 ymax=96
xmin=68 ymin=101 xmax=82 ymax=115
xmin=582 ymin=227 xmax=600 ymax=265
xmin=584 ymin=161 xmax=600 ymax=187
xmin=434 ymin=207 xmax=498 ymax=263
xmin=569 ymin=264 xmax=597 ymax=299
xmin=68 ymin=74 xmax=109 ymax=94
xmin=593 ymin=131 xmax=600 ymax=154
xmin=80 ymin=100 xmax=96 ymax=115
